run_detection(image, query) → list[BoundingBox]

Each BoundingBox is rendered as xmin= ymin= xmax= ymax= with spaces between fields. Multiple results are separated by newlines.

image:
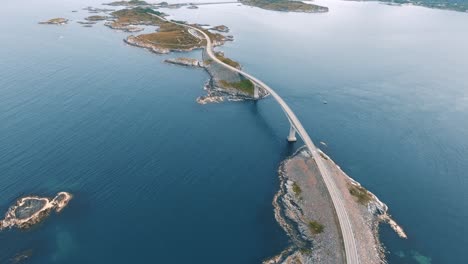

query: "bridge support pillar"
xmin=253 ymin=84 xmax=259 ymax=100
xmin=287 ymin=125 xmax=297 ymax=142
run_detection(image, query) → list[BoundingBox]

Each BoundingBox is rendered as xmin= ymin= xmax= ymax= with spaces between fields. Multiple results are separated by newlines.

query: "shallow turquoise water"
xmin=1 ymin=0 xmax=467 ymax=263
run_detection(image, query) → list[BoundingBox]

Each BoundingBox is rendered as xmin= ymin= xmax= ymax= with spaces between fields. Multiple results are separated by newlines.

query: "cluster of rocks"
xmin=0 ymin=192 xmax=72 ymax=230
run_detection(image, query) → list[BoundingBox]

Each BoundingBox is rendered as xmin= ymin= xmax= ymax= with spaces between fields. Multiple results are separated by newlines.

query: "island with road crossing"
xmin=39 ymin=2 xmax=408 ymax=263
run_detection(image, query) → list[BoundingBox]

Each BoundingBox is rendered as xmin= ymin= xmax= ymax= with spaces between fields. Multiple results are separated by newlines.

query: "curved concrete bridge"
xmin=151 ymin=13 xmax=360 ymax=264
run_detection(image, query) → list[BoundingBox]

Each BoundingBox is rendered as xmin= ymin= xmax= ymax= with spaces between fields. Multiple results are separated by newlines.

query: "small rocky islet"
xmin=0 ymin=192 xmax=72 ymax=230
xmin=38 ymin=18 xmax=69 ymax=25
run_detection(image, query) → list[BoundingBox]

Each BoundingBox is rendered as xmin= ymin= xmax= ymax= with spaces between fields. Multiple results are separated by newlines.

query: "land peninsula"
xmin=0 ymin=192 xmax=72 ymax=230
xmin=240 ymin=0 xmax=329 ymax=13
xmin=266 ymin=148 xmax=406 ymax=264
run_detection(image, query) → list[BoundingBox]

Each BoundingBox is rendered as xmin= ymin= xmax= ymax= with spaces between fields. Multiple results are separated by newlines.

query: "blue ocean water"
xmin=1 ymin=0 xmax=467 ymax=263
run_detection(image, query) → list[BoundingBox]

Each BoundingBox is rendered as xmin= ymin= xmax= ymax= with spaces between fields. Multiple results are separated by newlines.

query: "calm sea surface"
xmin=1 ymin=0 xmax=467 ymax=263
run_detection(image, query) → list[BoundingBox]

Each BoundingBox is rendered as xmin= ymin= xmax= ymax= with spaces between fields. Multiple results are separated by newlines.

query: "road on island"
xmin=150 ymin=13 xmax=360 ymax=264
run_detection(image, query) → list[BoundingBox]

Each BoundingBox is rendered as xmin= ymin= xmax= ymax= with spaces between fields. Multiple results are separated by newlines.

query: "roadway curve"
xmin=151 ymin=13 xmax=360 ymax=264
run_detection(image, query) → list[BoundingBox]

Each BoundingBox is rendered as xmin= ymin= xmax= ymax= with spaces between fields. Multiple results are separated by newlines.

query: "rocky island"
xmin=38 ymin=18 xmax=69 ymax=25
xmin=240 ymin=0 xmax=329 ymax=13
xmin=265 ymin=148 xmax=406 ymax=263
xmin=210 ymin=25 xmax=229 ymax=33
xmin=105 ymin=0 xmax=150 ymax=6
xmin=85 ymin=15 xmax=108 ymax=21
xmin=0 ymin=192 xmax=72 ymax=230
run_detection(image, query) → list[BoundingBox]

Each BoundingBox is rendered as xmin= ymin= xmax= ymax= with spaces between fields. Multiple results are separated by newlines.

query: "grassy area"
xmin=292 ymin=182 xmax=302 ymax=197
xmin=240 ymin=0 xmax=328 ymax=12
xmin=111 ymin=8 xmax=203 ymax=50
xmin=308 ymin=220 xmax=324 ymax=235
xmin=110 ymin=7 xmax=229 ymax=52
xmin=204 ymin=59 xmax=213 ymax=65
xmin=136 ymin=21 xmax=202 ymax=49
xmin=111 ymin=7 xmax=164 ymax=25
xmin=348 ymin=184 xmax=373 ymax=205
xmin=319 ymin=152 xmax=329 ymax=160
xmin=219 ymin=79 xmax=254 ymax=95
xmin=215 ymin=52 xmax=240 ymax=69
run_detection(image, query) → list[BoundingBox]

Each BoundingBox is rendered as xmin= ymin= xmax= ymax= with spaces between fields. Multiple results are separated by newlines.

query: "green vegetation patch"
xmin=215 ymin=52 xmax=240 ymax=69
xmin=111 ymin=7 xmax=165 ymax=25
xmin=319 ymin=152 xmax=329 ymax=160
xmin=292 ymin=182 xmax=302 ymax=197
xmin=219 ymin=79 xmax=254 ymax=95
xmin=240 ymin=0 xmax=328 ymax=13
xmin=348 ymin=184 xmax=373 ymax=205
xmin=111 ymin=8 xmax=202 ymax=50
xmin=308 ymin=220 xmax=324 ymax=235
xmin=135 ymin=22 xmax=203 ymax=49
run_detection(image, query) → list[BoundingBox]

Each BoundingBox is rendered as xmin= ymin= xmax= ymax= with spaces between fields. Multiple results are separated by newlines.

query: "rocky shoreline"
xmin=164 ymin=57 xmax=203 ymax=67
xmin=266 ymin=147 xmax=406 ymax=264
xmin=161 ymin=55 xmax=269 ymax=104
xmin=124 ymin=35 xmax=204 ymax=54
xmin=105 ymin=22 xmax=144 ymax=32
xmin=0 ymin=192 xmax=72 ymax=230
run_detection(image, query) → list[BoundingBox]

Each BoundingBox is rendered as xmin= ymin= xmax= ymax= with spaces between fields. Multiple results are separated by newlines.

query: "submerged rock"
xmin=0 ymin=192 xmax=72 ymax=230
xmin=10 ymin=249 xmax=33 ymax=264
